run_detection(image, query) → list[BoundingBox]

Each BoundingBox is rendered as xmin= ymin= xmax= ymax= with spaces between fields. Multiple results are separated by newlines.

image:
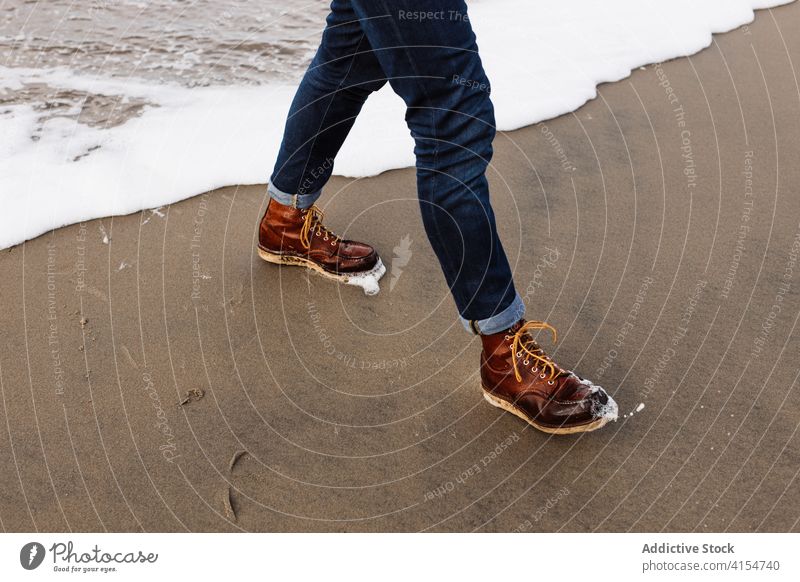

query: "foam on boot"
xmin=591 ymin=388 xmax=620 ymax=422
xmin=343 ymin=258 xmax=386 ymax=296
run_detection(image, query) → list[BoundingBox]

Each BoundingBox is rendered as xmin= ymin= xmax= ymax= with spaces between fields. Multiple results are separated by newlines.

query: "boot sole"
xmin=257 ymin=247 xmax=386 ymax=295
xmin=482 ymin=387 xmax=612 ymax=435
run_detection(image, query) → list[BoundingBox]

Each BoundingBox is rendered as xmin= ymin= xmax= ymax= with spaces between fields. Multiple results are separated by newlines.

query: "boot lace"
xmin=300 ymin=205 xmax=341 ymax=250
xmin=510 ymin=320 xmax=563 ymax=383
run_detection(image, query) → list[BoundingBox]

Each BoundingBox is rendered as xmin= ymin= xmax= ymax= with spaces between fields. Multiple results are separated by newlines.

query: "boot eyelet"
xmin=547 ymin=380 xmax=555 ymax=385
xmin=330 ymin=241 xmax=336 ymax=246
xmin=539 ymin=373 xmax=547 ymax=379
xmin=323 ymin=236 xmax=329 ymax=241
xmin=516 ymin=351 xmax=523 ymax=357
xmin=523 ymin=360 xmax=529 ymax=365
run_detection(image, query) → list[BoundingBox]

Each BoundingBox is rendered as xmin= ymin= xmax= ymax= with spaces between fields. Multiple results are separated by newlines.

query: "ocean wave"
xmin=0 ymin=0 xmax=793 ymax=249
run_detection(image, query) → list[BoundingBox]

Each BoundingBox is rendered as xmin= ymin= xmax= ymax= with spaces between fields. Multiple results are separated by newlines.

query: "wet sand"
xmin=1 ymin=3 xmax=799 ymax=532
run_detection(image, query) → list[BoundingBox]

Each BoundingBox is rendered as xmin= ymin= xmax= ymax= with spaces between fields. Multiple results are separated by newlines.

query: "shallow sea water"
xmin=1 ymin=0 xmax=326 ymax=124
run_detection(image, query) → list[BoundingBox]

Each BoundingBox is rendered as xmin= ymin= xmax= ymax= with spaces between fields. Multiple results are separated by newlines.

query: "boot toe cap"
xmin=336 ymin=242 xmax=379 ymax=273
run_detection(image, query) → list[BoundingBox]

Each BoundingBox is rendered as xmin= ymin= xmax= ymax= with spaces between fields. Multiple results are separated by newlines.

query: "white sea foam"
xmin=0 ymin=0 xmax=793 ymax=249
xmin=343 ymin=258 xmax=387 ymax=296
xmin=623 ymin=402 xmax=646 ymax=419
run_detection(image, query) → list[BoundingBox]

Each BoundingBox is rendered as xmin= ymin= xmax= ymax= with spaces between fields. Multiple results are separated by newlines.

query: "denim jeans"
xmin=269 ymin=0 xmax=524 ymax=334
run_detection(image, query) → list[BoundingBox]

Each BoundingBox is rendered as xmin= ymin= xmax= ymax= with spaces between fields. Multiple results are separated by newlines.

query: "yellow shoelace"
xmin=299 ymin=205 xmax=340 ymax=249
xmin=510 ymin=320 xmax=561 ymax=383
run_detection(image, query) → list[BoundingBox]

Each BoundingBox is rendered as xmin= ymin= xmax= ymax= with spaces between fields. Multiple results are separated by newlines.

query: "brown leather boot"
xmin=258 ymin=198 xmax=385 ymax=295
xmin=480 ymin=320 xmax=618 ymax=434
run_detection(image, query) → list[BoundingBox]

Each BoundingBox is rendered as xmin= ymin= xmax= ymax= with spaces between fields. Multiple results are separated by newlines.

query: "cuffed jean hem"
xmin=267 ymin=181 xmax=322 ymax=210
xmin=460 ymin=293 xmax=525 ymax=335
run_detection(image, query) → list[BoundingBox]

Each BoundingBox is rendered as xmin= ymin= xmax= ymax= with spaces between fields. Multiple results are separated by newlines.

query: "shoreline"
xmin=1 ymin=1 xmax=795 ymax=251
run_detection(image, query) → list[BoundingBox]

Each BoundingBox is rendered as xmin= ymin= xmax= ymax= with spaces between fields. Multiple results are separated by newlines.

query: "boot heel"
xmin=257 ymin=247 xmax=285 ymax=265
xmin=258 ymin=247 xmax=305 ymax=266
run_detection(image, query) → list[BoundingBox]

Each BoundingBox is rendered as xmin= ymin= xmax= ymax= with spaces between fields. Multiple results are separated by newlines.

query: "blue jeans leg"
xmin=269 ymin=1 xmax=387 ymax=209
xmin=350 ymin=0 xmax=522 ymax=333
xmin=270 ymin=0 xmax=524 ymax=334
